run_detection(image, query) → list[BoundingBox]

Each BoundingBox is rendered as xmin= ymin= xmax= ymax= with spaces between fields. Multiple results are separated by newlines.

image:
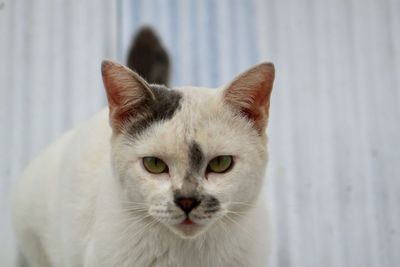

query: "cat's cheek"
xmin=205 ymin=171 xmax=231 ymax=182
xmin=138 ymin=174 xmax=171 ymax=197
xmin=205 ymin=167 xmax=240 ymax=190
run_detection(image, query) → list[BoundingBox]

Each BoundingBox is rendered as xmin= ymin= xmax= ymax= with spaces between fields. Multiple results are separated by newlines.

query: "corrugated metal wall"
xmin=1 ymin=0 xmax=399 ymax=266
xmin=0 ymin=0 xmax=118 ymax=265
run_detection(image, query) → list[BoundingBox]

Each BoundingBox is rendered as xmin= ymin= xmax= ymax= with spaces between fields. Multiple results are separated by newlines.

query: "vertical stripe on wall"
xmin=206 ymin=0 xmax=218 ymax=87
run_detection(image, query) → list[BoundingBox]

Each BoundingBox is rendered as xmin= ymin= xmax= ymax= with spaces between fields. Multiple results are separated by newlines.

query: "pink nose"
xmin=175 ymin=197 xmax=200 ymax=214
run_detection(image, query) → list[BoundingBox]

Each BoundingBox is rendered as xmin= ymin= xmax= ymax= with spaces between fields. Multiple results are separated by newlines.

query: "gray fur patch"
xmin=173 ymin=191 xmax=200 ymax=202
xmin=126 ymin=85 xmax=182 ymax=137
xmin=189 ymin=141 xmax=204 ymax=174
xmin=202 ymin=195 xmax=220 ymax=210
xmin=180 ymin=141 xmax=205 ymax=188
xmin=202 ymin=195 xmax=220 ymax=214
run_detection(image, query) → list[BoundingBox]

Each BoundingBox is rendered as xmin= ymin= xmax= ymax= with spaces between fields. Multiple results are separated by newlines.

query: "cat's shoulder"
xmin=61 ymin=108 xmax=112 ymax=162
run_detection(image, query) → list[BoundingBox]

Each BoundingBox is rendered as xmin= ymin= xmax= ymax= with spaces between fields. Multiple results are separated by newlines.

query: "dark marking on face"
xmin=189 ymin=141 xmax=204 ymax=174
xmin=173 ymin=191 xmax=200 ymax=202
xmin=126 ymin=85 xmax=182 ymax=137
xmin=202 ymin=195 xmax=220 ymax=210
xmin=204 ymin=208 xmax=219 ymax=214
xmin=149 ymin=85 xmax=182 ymax=120
xmin=180 ymin=141 xmax=205 ymax=190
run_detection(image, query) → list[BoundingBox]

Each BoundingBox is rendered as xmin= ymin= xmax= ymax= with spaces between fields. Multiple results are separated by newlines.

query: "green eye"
xmin=143 ymin=157 xmax=168 ymax=174
xmin=207 ymin=156 xmax=233 ymax=173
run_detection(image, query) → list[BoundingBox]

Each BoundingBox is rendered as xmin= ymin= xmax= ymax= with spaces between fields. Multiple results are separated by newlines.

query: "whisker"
xmin=217 ymin=218 xmax=230 ymax=237
xmin=222 ymin=214 xmax=264 ymax=248
xmin=223 ymin=214 xmax=251 ymax=237
xmin=104 ymin=208 xmax=149 ymax=217
xmin=226 ymin=210 xmax=248 ymax=217
xmin=226 ymin=201 xmax=255 ymax=207
xmin=116 ymin=213 xmax=154 ymax=226
xmin=116 ymin=219 xmax=158 ymax=264
xmin=119 ymin=201 xmax=148 ymax=206
xmin=119 ymin=207 xmax=149 ymax=213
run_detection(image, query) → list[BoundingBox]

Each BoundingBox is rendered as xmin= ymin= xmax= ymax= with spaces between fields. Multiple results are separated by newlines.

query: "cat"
xmin=12 ymin=29 xmax=275 ymax=267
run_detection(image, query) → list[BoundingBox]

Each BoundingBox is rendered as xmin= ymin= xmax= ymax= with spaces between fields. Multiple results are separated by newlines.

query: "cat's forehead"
xmin=170 ymin=86 xmax=237 ymax=136
xmin=133 ymin=85 xmax=252 ymax=156
xmin=174 ymin=86 xmax=220 ymax=108
xmin=150 ymin=85 xmax=221 ymax=119
xmin=174 ymin=85 xmax=218 ymax=96
xmin=139 ymin=86 xmax=223 ymax=140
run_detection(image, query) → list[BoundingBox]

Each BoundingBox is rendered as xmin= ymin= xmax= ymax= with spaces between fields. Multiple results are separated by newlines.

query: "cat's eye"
xmin=143 ymin=157 xmax=168 ymax=174
xmin=207 ymin=155 xmax=233 ymax=173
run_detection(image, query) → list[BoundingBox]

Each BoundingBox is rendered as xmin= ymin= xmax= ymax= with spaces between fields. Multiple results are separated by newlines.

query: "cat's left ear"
xmin=223 ymin=63 xmax=275 ymax=133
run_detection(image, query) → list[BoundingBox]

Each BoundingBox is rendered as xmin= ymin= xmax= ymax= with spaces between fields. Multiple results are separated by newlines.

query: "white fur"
xmin=13 ymin=85 xmax=271 ymax=267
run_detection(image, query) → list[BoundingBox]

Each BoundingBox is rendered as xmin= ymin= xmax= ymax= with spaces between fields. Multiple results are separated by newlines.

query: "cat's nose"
xmin=174 ymin=197 xmax=201 ymax=214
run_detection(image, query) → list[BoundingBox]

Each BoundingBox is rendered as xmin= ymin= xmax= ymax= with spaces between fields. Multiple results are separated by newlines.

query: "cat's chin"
xmin=167 ymin=222 xmax=208 ymax=239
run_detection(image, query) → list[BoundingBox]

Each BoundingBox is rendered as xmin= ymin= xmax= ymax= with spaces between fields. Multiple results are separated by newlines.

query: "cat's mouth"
xmin=181 ymin=218 xmax=195 ymax=225
xmin=169 ymin=216 xmax=204 ymax=238
xmin=166 ymin=211 xmax=225 ymax=238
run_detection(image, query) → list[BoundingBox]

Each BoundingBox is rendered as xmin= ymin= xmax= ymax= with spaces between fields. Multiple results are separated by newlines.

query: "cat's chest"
xmin=100 ymin=227 xmax=249 ymax=267
xmin=123 ymin=242 xmax=245 ymax=267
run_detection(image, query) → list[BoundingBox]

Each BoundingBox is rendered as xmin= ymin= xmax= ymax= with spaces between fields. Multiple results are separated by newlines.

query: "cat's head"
xmin=102 ymin=60 xmax=274 ymax=238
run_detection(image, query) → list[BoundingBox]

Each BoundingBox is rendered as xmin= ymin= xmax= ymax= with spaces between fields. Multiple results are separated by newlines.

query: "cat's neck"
xmin=101 ymin=210 xmax=254 ymax=266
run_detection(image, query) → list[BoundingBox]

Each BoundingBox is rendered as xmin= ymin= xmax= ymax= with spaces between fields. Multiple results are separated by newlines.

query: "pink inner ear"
xmin=101 ymin=60 xmax=152 ymax=132
xmin=240 ymin=83 xmax=270 ymax=131
xmin=102 ymin=61 xmax=127 ymax=109
xmin=224 ymin=63 xmax=275 ymax=133
xmin=105 ymin=83 xmax=125 ymax=113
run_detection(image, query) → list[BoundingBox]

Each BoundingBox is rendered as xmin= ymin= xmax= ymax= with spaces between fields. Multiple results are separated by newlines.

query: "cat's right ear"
xmin=223 ymin=63 xmax=275 ymax=134
xmin=101 ymin=60 xmax=155 ymax=133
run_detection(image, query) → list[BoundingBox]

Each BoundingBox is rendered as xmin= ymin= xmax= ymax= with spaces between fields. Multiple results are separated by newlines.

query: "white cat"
xmin=12 ymin=59 xmax=275 ymax=267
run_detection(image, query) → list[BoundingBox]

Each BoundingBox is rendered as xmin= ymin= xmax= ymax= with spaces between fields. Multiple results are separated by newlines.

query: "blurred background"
xmin=1 ymin=0 xmax=399 ymax=266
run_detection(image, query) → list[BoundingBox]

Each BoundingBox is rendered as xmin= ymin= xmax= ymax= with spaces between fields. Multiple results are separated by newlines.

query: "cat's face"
xmin=102 ymin=60 xmax=274 ymax=238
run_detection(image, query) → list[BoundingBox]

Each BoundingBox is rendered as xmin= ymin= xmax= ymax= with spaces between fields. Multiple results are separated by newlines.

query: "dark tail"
xmin=127 ymin=26 xmax=170 ymax=86
xmin=16 ymin=250 xmax=29 ymax=267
